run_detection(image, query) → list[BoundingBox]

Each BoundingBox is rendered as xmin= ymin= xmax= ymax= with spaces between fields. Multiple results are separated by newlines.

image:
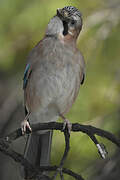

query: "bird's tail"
xmin=21 ymin=131 xmax=53 ymax=178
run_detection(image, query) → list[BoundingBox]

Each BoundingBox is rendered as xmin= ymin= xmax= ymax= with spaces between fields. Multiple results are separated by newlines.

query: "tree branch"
xmin=0 ymin=122 xmax=120 ymax=180
xmin=51 ymin=129 xmax=70 ymax=180
xmin=4 ymin=122 xmax=120 ymax=147
xmin=0 ymin=138 xmax=84 ymax=180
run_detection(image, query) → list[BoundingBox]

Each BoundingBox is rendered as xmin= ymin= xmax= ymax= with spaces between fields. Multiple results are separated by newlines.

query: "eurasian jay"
xmin=21 ymin=6 xmax=85 ymax=177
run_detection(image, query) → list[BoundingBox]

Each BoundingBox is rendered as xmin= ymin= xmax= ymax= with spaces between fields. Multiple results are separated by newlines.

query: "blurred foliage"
xmin=0 ymin=0 xmax=120 ymax=179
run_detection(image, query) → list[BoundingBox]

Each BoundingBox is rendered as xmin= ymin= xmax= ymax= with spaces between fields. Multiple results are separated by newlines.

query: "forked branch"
xmin=0 ymin=122 xmax=120 ymax=180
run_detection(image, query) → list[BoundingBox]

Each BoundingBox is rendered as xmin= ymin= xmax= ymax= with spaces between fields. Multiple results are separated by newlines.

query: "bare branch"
xmin=51 ymin=129 xmax=70 ymax=179
xmin=4 ymin=122 xmax=120 ymax=147
xmin=0 ymin=122 xmax=120 ymax=180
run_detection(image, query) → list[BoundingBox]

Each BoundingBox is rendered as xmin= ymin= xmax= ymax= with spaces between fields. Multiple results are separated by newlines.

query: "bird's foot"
xmin=60 ymin=114 xmax=72 ymax=134
xmin=21 ymin=113 xmax=32 ymax=134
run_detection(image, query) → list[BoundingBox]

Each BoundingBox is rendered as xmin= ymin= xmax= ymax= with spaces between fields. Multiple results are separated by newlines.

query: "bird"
xmin=21 ymin=6 xmax=85 ymax=178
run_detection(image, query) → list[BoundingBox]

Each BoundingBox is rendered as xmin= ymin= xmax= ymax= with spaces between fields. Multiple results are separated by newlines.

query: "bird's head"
xmin=46 ymin=6 xmax=83 ymax=41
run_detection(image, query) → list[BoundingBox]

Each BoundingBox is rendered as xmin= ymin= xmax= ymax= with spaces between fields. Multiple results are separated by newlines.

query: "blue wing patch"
xmin=23 ymin=63 xmax=31 ymax=89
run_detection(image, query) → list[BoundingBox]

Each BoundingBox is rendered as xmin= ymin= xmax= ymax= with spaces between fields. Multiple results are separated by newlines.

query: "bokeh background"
xmin=0 ymin=0 xmax=120 ymax=180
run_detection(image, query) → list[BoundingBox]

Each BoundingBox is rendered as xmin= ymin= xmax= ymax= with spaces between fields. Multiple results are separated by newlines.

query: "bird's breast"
xmin=54 ymin=60 xmax=81 ymax=114
xmin=25 ymin=40 xmax=81 ymax=121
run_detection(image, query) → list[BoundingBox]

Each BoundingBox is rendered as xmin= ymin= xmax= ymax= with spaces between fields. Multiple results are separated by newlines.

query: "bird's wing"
xmin=78 ymin=51 xmax=86 ymax=85
xmin=23 ymin=39 xmax=43 ymax=90
xmin=81 ymin=72 xmax=85 ymax=85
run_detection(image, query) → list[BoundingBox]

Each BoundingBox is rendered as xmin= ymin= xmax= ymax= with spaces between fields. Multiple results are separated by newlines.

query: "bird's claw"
xmin=21 ymin=120 xmax=32 ymax=135
xmin=60 ymin=114 xmax=72 ymax=134
xmin=62 ymin=118 xmax=72 ymax=134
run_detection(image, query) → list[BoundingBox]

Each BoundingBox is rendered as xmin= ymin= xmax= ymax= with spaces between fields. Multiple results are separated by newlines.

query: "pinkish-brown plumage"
xmin=21 ymin=6 xmax=85 ymax=175
xmin=24 ymin=35 xmax=85 ymax=123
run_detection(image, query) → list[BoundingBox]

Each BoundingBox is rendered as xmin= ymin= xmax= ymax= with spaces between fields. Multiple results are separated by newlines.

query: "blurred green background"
xmin=0 ymin=0 xmax=120 ymax=180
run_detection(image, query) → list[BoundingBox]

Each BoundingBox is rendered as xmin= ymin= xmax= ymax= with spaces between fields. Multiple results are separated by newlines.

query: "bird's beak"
xmin=57 ymin=8 xmax=62 ymax=16
xmin=57 ymin=8 xmax=69 ymax=19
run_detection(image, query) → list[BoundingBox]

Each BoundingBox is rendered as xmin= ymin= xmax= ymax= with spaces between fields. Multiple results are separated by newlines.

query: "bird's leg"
xmin=21 ymin=112 xmax=32 ymax=134
xmin=60 ymin=114 xmax=72 ymax=134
